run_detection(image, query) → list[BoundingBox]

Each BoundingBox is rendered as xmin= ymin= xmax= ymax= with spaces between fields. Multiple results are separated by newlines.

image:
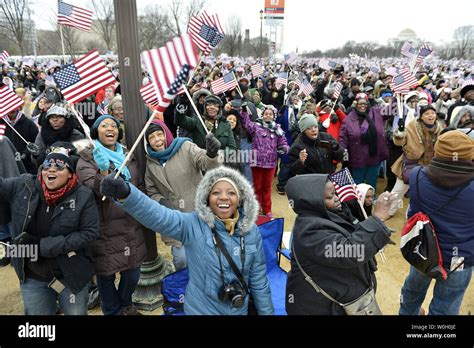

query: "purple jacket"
xmin=240 ymin=111 xmax=288 ymax=169
xmin=339 ymin=107 xmax=389 ymax=168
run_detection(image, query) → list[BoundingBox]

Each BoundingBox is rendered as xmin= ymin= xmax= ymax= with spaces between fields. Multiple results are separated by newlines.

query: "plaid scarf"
xmin=38 ymin=172 xmax=78 ymax=206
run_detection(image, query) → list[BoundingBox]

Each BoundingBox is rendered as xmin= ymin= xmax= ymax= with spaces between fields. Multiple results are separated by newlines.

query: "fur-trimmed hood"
xmin=194 ymin=166 xmax=259 ymax=234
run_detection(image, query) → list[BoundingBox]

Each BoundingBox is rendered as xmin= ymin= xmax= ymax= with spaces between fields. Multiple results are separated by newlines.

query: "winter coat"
xmin=116 ymin=167 xmax=274 ymax=315
xmin=318 ymin=108 xmax=346 ymax=141
xmin=239 ymin=111 xmax=288 ymax=168
xmin=408 ymin=167 xmax=474 ymax=269
xmin=145 ymin=140 xmax=221 ymax=210
xmin=391 ymin=119 xmax=441 ymax=180
xmin=76 ymin=147 xmax=147 ymax=276
xmin=288 ymin=132 xmax=344 ymax=175
xmin=339 ymin=107 xmax=389 ymax=168
xmin=0 ymin=113 xmax=38 ymax=173
xmin=34 ymin=117 xmax=84 ymax=167
xmin=0 ymin=138 xmax=26 ymax=226
xmin=174 ymin=109 xmax=236 ymax=151
xmin=285 ymin=174 xmax=391 ymax=315
xmin=0 ymin=174 xmax=99 ymax=294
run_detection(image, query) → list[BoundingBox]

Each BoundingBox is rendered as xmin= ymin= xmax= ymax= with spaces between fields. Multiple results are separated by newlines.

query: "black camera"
xmin=218 ymin=280 xmax=245 ymax=308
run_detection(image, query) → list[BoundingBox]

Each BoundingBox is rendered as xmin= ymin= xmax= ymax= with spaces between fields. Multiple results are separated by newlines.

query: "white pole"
xmin=59 ymin=25 xmax=67 ymax=64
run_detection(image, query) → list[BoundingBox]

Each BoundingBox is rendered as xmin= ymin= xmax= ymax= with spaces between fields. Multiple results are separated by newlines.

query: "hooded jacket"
xmin=285 ymin=174 xmax=391 ymax=315
xmin=117 ymin=167 xmax=274 ymax=315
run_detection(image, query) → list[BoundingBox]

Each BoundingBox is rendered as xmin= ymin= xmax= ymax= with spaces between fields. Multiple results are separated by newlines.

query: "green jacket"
xmin=174 ymin=111 xmax=236 ymax=151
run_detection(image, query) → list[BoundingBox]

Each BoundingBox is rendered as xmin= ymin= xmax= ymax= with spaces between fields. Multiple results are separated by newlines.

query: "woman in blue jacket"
xmin=100 ymin=166 xmax=274 ymax=315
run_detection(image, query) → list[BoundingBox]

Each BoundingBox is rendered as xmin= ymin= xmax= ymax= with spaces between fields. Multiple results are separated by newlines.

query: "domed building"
xmin=397 ymin=28 xmax=418 ymax=43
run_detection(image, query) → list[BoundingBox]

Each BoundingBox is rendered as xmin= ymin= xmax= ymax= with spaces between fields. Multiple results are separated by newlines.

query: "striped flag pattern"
xmin=298 ymin=80 xmax=314 ymax=97
xmin=141 ymin=34 xmax=199 ymax=112
xmin=0 ymin=124 xmax=5 ymax=142
xmin=211 ymin=72 xmax=238 ymax=95
xmin=400 ymin=41 xmax=417 ymax=58
xmin=415 ymin=43 xmax=434 ymax=65
xmin=275 ymin=72 xmax=288 ymax=89
xmin=319 ymin=58 xmax=337 ymax=71
xmin=0 ymin=85 xmax=24 ymax=118
xmin=284 ymin=52 xmax=297 ymax=62
xmin=294 ymin=73 xmax=305 ymax=90
xmin=329 ymin=168 xmax=359 ymax=203
xmin=53 ymin=50 xmax=116 ymax=104
xmin=188 ymin=11 xmax=225 ymax=55
xmin=390 ymin=68 xmax=418 ymax=94
xmin=0 ymin=50 xmax=10 ymax=64
xmin=140 ymin=82 xmax=159 ymax=106
xmin=251 ymin=64 xmax=264 ymax=77
xmin=332 ymin=82 xmax=343 ymax=100
xmin=57 ymin=1 xmax=93 ymax=32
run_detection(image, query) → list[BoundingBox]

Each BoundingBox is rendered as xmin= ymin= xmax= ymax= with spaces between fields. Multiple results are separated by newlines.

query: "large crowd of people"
xmin=0 ymin=53 xmax=473 ymax=316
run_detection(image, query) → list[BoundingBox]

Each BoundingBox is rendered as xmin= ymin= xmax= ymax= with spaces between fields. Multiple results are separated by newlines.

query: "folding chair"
xmin=257 ymin=218 xmax=288 ymax=315
xmin=161 ymin=268 xmax=189 ymax=315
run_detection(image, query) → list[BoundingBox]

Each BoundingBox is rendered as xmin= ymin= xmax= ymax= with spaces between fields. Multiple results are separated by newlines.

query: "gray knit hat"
xmin=299 ymin=113 xmax=319 ymax=132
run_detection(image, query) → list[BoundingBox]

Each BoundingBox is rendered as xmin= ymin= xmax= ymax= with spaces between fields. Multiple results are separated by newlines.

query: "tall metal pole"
xmin=260 ymin=10 xmax=263 ymax=57
xmin=113 ymin=0 xmax=172 ymax=311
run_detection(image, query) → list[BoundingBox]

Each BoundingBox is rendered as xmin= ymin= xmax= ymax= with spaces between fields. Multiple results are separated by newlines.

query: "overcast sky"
xmin=35 ymin=0 xmax=474 ymax=53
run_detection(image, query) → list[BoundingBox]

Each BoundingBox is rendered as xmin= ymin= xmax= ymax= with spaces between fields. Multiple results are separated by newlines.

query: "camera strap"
xmin=211 ymin=229 xmax=249 ymax=294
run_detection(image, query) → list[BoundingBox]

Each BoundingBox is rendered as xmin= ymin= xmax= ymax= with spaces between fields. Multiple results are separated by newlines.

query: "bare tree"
xmin=221 ymin=15 xmax=242 ymax=57
xmin=91 ymin=0 xmax=116 ymax=51
xmin=138 ymin=5 xmax=170 ymax=51
xmin=454 ymin=25 xmax=474 ymax=57
xmin=0 ymin=0 xmax=29 ymax=55
xmin=167 ymin=0 xmax=207 ymax=37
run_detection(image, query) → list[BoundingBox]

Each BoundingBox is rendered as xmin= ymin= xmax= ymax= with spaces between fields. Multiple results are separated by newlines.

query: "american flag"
xmin=400 ymin=41 xmax=417 ymax=58
xmin=275 ymin=72 xmax=288 ymax=89
xmin=53 ymin=50 xmax=116 ymax=104
xmin=298 ymin=80 xmax=314 ymax=97
xmin=57 ymin=1 xmax=93 ymax=32
xmin=0 ymin=124 xmax=5 ymax=142
xmin=319 ymin=58 xmax=337 ymax=71
xmin=415 ymin=43 xmax=434 ymax=65
xmin=370 ymin=66 xmax=380 ymax=74
xmin=211 ymin=72 xmax=238 ymax=95
xmin=0 ymin=85 xmax=24 ymax=118
xmin=141 ymin=34 xmax=199 ymax=112
xmin=140 ymin=82 xmax=159 ymax=106
xmin=251 ymin=64 xmax=264 ymax=77
xmin=329 ymin=168 xmax=359 ymax=203
xmin=333 ymin=82 xmax=343 ymax=100
xmin=96 ymin=100 xmax=109 ymax=115
xmin=390 ymin=68 xmax=418 ymax=94
xmin=0 ymin=50 xmax=9 ymax=64
xmin=294 ymin=73 xmax=305 ymax=90
xmin=188 ymin=11 xmax=225 ymax=55
xmin=284 ymin=52 xmax=298 ymax=63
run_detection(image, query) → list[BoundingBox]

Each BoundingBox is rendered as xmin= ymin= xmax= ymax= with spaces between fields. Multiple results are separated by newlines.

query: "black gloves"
xmin=277 ymin=145 xmax=287 ymax=155
xmin=159 ymin=198 xmax=179 ymax=210
xmin=398 ymin=118 xmax=405 ymax=132
xmin=15 ymin=232 xmax=40 ymax=248
xmin=100 ymin=174 xmax=131 ymax=200
xmin=175 ymin=94 xmax=189 ymax=115
xmin=330 ymin=113 xmax=339 ymax=124
xmin=205 ymin=133 xmax=221 ymax=158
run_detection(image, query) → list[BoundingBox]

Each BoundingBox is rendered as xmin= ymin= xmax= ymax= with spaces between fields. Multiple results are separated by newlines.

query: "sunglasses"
xmin=41 ymin=160 xmax=68 ymax=171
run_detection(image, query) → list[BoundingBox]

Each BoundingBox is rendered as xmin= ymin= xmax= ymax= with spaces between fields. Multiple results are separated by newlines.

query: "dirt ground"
xmin=0 ymin=177 xmax=472 ymax=315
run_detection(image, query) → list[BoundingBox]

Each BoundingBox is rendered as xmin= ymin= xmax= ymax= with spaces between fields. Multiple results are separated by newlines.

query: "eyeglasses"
xmin=41 ymin=160 xmax=68 ymax=171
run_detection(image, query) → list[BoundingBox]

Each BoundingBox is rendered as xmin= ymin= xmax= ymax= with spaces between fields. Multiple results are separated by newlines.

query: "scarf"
xmin=327 ymin=204 xmax=359 ymax=231
xmin=147 ymin=138 xmax=191 ymax=165
xmin=357 ymin=110 xmax=378 ymax=157
xmin=218 ymin=210 xmax=240 ymax=236
xmin=93 ymin=140 xmax=131 ymax=181
xmin=418 ymin=121 xmax=438 ymax=166
xmin=40 ymin=117 xmax=75 ymax=147
xmin=256 ymin=119 xmax=284 ymax=136
xmin=38 ymin=172 xmax=78 ymax=206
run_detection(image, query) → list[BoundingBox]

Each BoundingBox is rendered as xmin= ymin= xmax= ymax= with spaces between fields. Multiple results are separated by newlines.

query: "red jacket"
xmin=317 ymin=108 xmax=346 ymax=141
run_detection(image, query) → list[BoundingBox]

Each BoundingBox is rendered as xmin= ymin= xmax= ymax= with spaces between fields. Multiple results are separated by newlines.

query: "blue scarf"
xmin=147 ymin=138 xmax=191 ymax=165
xmin=94 ymin=140 xmax=131 ymax=181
